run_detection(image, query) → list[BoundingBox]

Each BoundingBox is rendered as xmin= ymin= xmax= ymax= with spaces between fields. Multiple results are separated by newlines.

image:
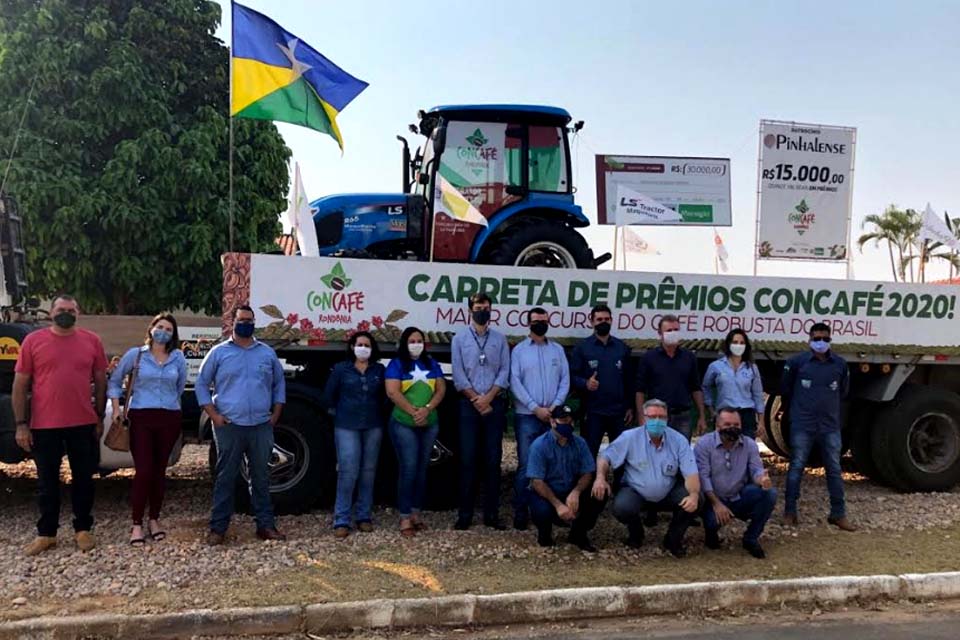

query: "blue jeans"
xmin=703 ymin=485 xmax=778 ymax=545
xmin=457 ymin=398 xmax=505 ymax=521
xmin=334 ymin=427 xmax=383 ymax=529
xmin=388 ymin=418 xmax=439 ymax=519
xmin=785 ymin=428 xmax=845 ymax=519
xmin=512 ymin=414 xmax=550 ymax=518
xmin=210 ymin=422 xmax=276 ymax=534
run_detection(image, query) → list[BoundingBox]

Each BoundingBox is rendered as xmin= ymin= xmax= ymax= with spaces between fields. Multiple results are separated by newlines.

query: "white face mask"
xmin=662 ymin=330 xmax=681 ymax=347
xmin=407 ymin=342 xmax=424 ymax=358
xmin=729 ymin=343 xmax=747 ymax=357
xmin=354 ymin=345 xmax=372 ymax=361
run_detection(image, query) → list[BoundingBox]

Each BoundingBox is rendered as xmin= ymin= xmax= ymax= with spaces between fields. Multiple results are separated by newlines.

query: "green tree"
xmin=0 ymin=0 xmax=290 ymax=313
xmin=857 ymin=208 xmax=903 ymax=281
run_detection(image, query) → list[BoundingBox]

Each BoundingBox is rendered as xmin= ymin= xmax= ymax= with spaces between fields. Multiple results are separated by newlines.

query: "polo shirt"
xmin=602 ymin=425 xmax=698 ymax=502
xmin=635 ymin=346 xmax=700 ymax=410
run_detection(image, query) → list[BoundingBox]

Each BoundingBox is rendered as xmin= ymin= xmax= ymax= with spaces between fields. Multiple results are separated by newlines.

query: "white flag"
xmin=919 ymin=203 xmax=960 ymax=252
xmin=614 ymin=184 xmax=682 ymax=225
xmin=622 ymin=227 xmax=659 ymax=254
xmin=288 ymin=163 xmax=319 ymax=257
xmin=435 ymin=174 xmax=488 ymax=227
xmin=714 ymin=231 xmax=729 ymax=272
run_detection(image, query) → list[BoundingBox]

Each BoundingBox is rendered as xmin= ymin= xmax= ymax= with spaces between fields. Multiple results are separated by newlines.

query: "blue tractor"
xmin=310 ymin=105 xmax=610 ymax=269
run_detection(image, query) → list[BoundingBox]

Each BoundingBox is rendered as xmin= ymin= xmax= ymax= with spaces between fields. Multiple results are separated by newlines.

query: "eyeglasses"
xmin=723 ymin=450 xmax=732 ymax=470
xmin=812 ymin=336 xmax=832 ymax=343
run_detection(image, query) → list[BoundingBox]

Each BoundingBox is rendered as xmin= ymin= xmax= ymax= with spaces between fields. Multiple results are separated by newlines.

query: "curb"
xmin=2 ymin=572 xmax=958 ymax=639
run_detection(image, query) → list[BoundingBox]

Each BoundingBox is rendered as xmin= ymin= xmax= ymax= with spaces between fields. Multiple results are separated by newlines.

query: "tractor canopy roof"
xmin=419 ymin=104 xmax=572 ymax=136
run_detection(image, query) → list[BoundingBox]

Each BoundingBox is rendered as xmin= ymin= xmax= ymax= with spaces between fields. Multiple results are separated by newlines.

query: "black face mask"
xmin=530 ymin=321 xmax=549 ymax=337
xmin=53 ymin=312 xmax=76 ymax=329
xmin=472 ymin=309 xmax=491 ymax=326
xmin=595 ymin=322 xmax=611 ymax=337
xmin=719 ymin=427 xmax=742 ymax=443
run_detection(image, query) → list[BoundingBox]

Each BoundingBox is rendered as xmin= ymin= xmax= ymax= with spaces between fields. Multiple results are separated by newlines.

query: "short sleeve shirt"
xmin=15 ymin=328 xmax=108 ymax=429
xmin=526 ymin=431 xmax=596 ymax=496
xmin=385 ymin=356 xmax=444 ymax=427
xmin=602 ymin=426 xmax=698 ymax=502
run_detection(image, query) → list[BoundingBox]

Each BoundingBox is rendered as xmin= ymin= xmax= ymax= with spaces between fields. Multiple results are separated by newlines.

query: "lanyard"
xmin=471 ymin=328 xmax=490 ymax=366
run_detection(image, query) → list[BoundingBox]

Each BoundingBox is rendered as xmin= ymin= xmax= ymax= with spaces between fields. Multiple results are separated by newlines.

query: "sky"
xmin=215 ymin=0 xmax=960 ymax=283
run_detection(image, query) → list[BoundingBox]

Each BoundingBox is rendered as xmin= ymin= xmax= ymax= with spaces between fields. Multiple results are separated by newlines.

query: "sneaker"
xmin=827 ymin=516 xmax=857 ymax=532
xmin=454 ymin=515 xmax=472 ymax=531
xmin=24 ymin=536 xmax=56 ymax=557
xmin=743 ymin=540 xmax=766 ymax=559
xmin=75 ymin=531 xmax=96 ymax=552
xmin=704 ymin=529 xmax=721 ymax=550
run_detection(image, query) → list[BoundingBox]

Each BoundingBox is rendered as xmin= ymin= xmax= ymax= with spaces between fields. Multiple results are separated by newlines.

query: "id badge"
xmin=479 ymin=352 xmax=487 ymax=366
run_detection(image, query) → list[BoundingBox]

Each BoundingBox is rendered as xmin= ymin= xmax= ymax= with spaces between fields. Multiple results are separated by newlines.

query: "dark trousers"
xmin=128 ymin=409 xmax=182 ymax=525
xmin=529 ymin=490 xmax=606 ymax=539
xmin=737 ymin=409 xmax=758 ymax=440
xmin=702 ymin=485 xmax=778 ymax=545
xmin=32 ymin=425 xmax=98 ymax=537
xmin=668 ymin=409 xmax=692 ymax=441
xmin=457 ymin=397 xmax=505 ymax=521
xmin=612 ymin=480 xmax=692 ymax=550
xmin=581 ymin=412 xmax=625 ymax=461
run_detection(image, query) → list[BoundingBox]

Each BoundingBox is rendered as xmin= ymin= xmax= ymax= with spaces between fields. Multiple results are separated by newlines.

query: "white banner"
xmin=596 ymin=155 xmax=732 ymax=226
xmin=245 ymin=256 xmax=960 ymax=348
xmin=919 ymin=203 xmax=960 ymax=252
xmin=756 ymin=122 xmax=856 ymax=261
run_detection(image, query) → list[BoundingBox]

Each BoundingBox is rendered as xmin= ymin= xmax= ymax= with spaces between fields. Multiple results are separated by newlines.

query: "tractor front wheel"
xmin=482 ymin=218 xmax=594 ymax=269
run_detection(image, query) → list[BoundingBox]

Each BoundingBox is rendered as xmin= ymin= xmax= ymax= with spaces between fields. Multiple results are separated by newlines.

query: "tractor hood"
xmin=309 ymin=193 xmax=412 ymax=256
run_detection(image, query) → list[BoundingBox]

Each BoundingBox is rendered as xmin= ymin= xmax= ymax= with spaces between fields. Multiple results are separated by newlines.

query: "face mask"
xmin=53 ymin=312 xmax=76 ymax=329
xmin=354 ymin=345 xmax=372 ymax=361
xmin=151 ymin=328 xmax=173 ymax=344
xmin=810 ymin=339 xmax=830 ymax=354
xmin=729 ymin=343 xmax=746 ymax=357
xmin=595 ymin=322 xmax=611 ymax=337
xmin=662 ymin=330 xmax=681 ymax=347
xmin=234 ymin=321 xmax=255 ymax=338
xmin=530 ymin=321 xmax=549 ymax=337
xmin=645 ymin=418 xmax=667 ymax=437
xmin=554 ymin=422 xmax=575 ymax=439
xmin=472 ymin=309 xmax=491 ymax=326
xmin=719 ymin=427 xmax=742 ymax=443
xmin=407 ymin=342 xmax=424 ymax=358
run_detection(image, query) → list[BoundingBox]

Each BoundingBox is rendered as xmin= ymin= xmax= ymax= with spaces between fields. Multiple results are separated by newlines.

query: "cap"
xmin=551 ymin=405 xmax=574 ymax=420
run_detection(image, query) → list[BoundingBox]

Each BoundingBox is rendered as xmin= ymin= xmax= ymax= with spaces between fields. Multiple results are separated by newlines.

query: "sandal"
xmin=148 ymin=521 xmax=167 ymax=542
xmin=130 ymin=528 xmax=146 ymax=547
xmin=400 ymin=524 xmax=417 ymax=538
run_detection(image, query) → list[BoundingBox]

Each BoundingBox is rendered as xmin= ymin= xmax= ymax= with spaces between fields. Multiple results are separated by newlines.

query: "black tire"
xmin=206 ymin=398 xmax=336 ymax=515
xmin=481 ymin=217 xmax=594 ymax=269
xmin=763 ymin=394 xmax=826 ymax=468
xmin=870 ymin=384 xmax=960 ymax=492
xmin=848 ymin=400 xmax=886 ymax=483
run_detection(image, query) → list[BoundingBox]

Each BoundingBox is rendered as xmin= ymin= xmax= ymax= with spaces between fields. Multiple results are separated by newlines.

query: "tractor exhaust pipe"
xmin=592 ymin=252 xmax=612 ymax=268
xmin=397 ymin=136 xmax=411 ymax=194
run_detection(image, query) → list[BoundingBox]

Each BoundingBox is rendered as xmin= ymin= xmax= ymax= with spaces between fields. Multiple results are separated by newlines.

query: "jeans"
xmin=388 ymin=418 xmax=439 ymax=519
xmin=512 ymin=413 xmax=550 ymax=519
xmin=785 ymin=428 xmax=845 ymax=519
xmin=668 ymin=410 xmax=692 ymax=441
xmin=612 ymin=480 xmax=692 ymax=550
xmin=581 ymin=412 xmax=625 ymax=461
xmin=334 ymin=427 xmax=383 ymax=528
xmin=737 ymin=409 xmax=758 ymax=440
xmin=32 ymin=425 xmax=97 ymax=537
xmin=702 ymin=485 xmax=778 ymax=545
xmin=529 ymin=490 xmax=606 ymax=539
xmin=128 ymin=409 xmax=182 ymax=525
xmin=457 ymin=397 xmax=505 ymax=521
xmin=210 ymin=422 xmax=276 ymax=534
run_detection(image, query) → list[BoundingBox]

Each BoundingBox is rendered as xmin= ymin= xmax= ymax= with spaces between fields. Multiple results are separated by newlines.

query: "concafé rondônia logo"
xmin=788 ymin=199 xmax=816 ymax=235
xmin=308 ymin=262 xmax=365 ymax=313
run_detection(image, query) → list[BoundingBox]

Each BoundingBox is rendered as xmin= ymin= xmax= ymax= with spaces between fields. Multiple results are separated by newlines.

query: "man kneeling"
xmin=527 ymin=405 xmax=605 ymax=552
xmin=694 ymin=407 xmax=777 ymax=559
xmin=593 ymin=399 xmax=700 ymax=557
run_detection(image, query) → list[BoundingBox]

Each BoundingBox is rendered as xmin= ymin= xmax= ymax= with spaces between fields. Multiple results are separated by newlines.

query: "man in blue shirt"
xmin=571 ymin=304 xmax=634 ymax=460
xmin=527 ymin=405 xmax=604 ymax=552
xmin=635 ymin=315 xmax=707 ymax=441
xmin=593 ymin=399 xmax=700 ymax=557
xmin=451 ymin=293 xmax=511 ymax=531
xmin=781 ymin=322 xmax=855 ymax=531
xmin=196 ymin=305 xmax=287 ymax=545
xmin=694 ymin=408 xmax=776 ymax=559
xmin=510 ymin=307 xmax=570 ymax=530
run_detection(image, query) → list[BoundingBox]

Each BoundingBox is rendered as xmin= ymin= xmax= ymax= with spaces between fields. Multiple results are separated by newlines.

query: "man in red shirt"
xmin=13 ymin=295 xmax=108 ymax=556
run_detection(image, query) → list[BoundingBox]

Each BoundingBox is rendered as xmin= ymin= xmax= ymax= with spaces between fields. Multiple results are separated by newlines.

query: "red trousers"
xmin=128 ymin=409 xmax=182 ymax=524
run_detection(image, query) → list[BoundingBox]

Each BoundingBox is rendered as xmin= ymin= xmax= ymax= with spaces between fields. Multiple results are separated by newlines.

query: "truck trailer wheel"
xmin=482 ymin=217 xmax=594 ymax=269
xmin=207 ymin=399 xmax=335 ymax=515
xmin=848 ymin=400 xmax=886 ymax=484
xmin=870 ymin=384 xmax=960 ymax=492
xmin=762 ymin=395 xmax=790 ymax=459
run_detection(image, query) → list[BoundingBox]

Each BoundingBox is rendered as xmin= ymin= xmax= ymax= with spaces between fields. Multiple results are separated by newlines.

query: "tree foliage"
xmin=0 ymin=0 xmax=291 ymax=313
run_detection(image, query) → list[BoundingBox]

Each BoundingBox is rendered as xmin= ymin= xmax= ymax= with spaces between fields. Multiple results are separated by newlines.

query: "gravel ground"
xmin=0 ymin=441 xmax=958 ymax=618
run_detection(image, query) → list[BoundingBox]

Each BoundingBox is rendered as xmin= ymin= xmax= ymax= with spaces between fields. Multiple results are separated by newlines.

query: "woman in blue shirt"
xmin=701 ymin=329 xmax=765 ymax=439
xmin=323 ymin=331 xmax=386 ymax=539
xmin=108 ymin=313 xmax=187 ymax=546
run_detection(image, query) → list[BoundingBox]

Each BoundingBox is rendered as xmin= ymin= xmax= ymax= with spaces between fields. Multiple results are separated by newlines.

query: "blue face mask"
xmin=645 ymin=418 xmax=667 ymax=437
xmin=151 ymin=328 xmax=173 ymax=344
xmin=554 ymin=422 xmax=575 ymax=439
xmin=810 ymin=339 xmax=830 ymax=354
xmin=234 ymin=321 xmax=255 ymax=338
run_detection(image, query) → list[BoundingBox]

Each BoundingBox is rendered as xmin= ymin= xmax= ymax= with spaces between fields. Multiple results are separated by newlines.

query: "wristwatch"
xmin=16 ymin=421 xmax=28 ymax=427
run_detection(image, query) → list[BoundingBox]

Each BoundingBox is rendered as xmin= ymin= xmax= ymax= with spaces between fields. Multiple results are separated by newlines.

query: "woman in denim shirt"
xmin=323 ymin=331 xmax=386 ymax=538
xmin=701 ymin=329 xmax=765 ymax=439
xmin=108 ymin=313 xmax=187 ymax=546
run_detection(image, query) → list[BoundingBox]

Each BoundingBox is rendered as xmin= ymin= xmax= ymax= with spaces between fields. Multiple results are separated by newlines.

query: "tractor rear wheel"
xmin=482 ymin=217 xmax=594 ymax=269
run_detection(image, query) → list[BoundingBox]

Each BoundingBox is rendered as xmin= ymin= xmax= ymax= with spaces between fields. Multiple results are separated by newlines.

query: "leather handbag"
xmin=104 ymin=351 xmax=142 ymax=452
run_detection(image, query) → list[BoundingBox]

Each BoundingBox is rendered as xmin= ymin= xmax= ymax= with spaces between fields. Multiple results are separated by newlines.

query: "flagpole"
xmin=621 ymin=226 xmax=627 ymax=271
xmin=612 ymin=226 xmax=619 ymax=272
xmin=227 ymin=7 xmax=235 ymax=253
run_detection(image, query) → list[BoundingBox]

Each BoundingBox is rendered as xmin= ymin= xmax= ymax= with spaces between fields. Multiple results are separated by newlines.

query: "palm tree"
xmin=858 ymin=205 xmax=915 ymax=281
xmin=901 ymin=211 xmax=960 ymax=282
xmin=858 ymin=209 xmax=901 ymax=281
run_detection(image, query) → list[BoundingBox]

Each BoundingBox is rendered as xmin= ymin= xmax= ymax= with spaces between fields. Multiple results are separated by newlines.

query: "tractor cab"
xmin=310 ymin=105 xmax=609 ymax=269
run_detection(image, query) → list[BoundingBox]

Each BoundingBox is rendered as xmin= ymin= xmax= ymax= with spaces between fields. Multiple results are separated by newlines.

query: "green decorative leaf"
xmin=321 ymin=273 xmax=335 ymax=288
xmin=260 ymin=305 xmax=284 ymax=320
xmin=386 ymin=309 xmax=408 ymax=323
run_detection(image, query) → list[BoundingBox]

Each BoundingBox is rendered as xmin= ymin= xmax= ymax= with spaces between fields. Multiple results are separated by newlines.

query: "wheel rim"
xmin=240 ymin=424 xmax=310 ymax=493
xmin=514 ymin=241 xmax=577 ymax=268
xmin=907 ymin=412 xmax=960 ymax=474
xmin=768 ymin=396 xmax=790 ymax=455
